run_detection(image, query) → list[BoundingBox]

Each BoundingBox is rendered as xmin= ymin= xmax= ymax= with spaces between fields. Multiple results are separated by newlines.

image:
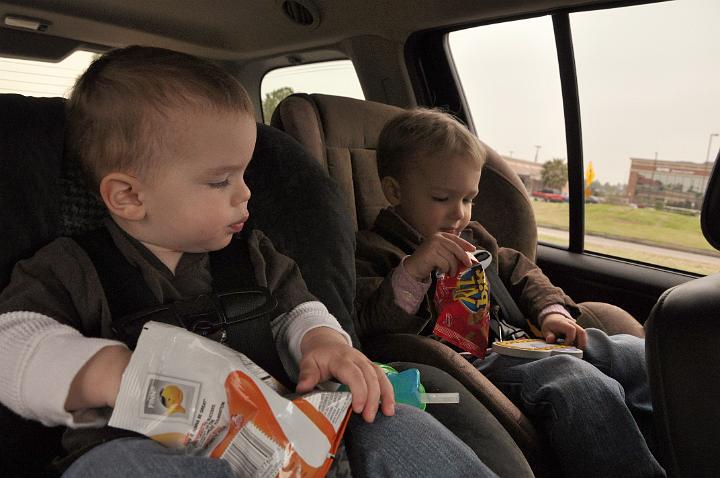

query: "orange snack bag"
xmin=110 ymin=321 xmax=352 ymax=477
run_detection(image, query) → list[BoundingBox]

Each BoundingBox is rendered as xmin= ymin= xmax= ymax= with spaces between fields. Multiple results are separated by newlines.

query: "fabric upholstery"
xmin=272 ymin=93 xmax=539 ymax=259
xmin=645 ymin=275 xmax=720 ymax=477
xmin=0 ymin=93 xmax=358 ymax=476
xmin=363 ymin=333 xmax=551 ymax=476
xmin=646 ymin=151 xmax=720 ymax=477
xmin=271 ymin=92 xmax=648 ymax=476
xmin=577 ymin=301 xmax=644 ymax=337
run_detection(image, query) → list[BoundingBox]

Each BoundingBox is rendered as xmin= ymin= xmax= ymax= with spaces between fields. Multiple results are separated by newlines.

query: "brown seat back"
xmin=271 ymin=93 xmax=538 ymax=260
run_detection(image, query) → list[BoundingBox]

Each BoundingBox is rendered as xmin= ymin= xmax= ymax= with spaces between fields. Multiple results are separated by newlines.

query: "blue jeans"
xmin=476 ymin=328 xmax=665 ymax=478
xmin=63 ymin=404 xmax=496 ymax=478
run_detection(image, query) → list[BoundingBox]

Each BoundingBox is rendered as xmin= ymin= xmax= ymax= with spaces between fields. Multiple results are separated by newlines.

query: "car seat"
xmin=644 ymin=155 xmax=720 ymax=478
xmin=271 ymin=92 xmax=646 ymax=474
xmin=0 ymin=93 xmax=357 ymax=477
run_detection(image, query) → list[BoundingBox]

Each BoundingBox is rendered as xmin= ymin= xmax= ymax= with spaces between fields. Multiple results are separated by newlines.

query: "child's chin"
xmin=186 ymin=236 xmax=233 ymax=253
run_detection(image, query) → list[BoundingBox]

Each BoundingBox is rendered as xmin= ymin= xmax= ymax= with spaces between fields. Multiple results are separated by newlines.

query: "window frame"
xmin=405 ymin=0 xmax=704 ymax=278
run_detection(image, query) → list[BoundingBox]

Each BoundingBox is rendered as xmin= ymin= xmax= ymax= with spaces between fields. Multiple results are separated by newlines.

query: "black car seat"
xmin=0 ymin=93 xmax=357 ymax=477
xmin=644 ymin=154 xmax=720 ymax=478
xmin=270 ymin=92 xmax=647 ymax=474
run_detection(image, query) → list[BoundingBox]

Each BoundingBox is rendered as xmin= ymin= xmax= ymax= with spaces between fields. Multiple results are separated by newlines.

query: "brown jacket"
xmin=354 ymin=208 xmax=580 ymax=340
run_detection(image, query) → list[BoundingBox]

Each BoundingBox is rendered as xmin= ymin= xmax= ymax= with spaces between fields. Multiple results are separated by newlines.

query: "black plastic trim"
xmin=552 ymin=14 xmax=584 ymax=253
xmin=536 ymin=244 xmax=693 ymax=321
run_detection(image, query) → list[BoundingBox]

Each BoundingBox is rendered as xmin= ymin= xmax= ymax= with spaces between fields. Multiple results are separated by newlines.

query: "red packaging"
xmin=432 ymin=250 xmax=492 ymax=358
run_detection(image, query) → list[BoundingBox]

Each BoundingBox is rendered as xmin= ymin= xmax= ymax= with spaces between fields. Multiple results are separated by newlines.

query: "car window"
xmin=260 ymin=59 xmax=364 ymax=123
xmin=449 ymin=0 xmax=720 ymax=275
xmin=571 ymin=0 xmax=720 ymax=275
xmin=0 ymin=50 xmax=96 ymax=97
xmin=449 ymin=17 xmax=570 ymax=248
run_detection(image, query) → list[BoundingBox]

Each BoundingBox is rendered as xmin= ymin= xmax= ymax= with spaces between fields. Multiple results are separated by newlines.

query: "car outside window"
xmin=260 ymin=59 xmax=364 ymax=123
xmin=449 ymin=0 xmax=720 ymax=275
xmin=571 ymin=0 xmax=720 ymax=275
xmin=449 ymin=17 xmax=570 ymax=248
xmin=0 ymin=50 xmax=96 ymax=97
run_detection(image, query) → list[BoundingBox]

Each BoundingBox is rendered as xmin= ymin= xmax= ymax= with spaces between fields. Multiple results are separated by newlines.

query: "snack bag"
xmin=432 ymin=250 xmax=492 ymax=358
xmin=109 ymin=321 xmax=352 ymax=478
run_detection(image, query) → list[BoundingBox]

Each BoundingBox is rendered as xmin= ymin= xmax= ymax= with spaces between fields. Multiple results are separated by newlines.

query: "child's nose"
xmin=449 ymin=201 xmax=465 ymax=219
xmin=231 ymin=180 xmax=251 ymax=206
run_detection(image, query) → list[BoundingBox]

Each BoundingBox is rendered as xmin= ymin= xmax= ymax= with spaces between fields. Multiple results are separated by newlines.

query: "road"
xmin=537 ymin=226 xmax=720 ymax=269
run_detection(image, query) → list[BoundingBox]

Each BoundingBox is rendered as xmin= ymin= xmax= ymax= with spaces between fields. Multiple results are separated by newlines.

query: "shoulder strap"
xmin=483 ymin=265 xmax=526 ymax=328
xmin=483 ymin=262 xmax=534 ymax=341
xmin=74 ymin=227 xmax=160 ymax=318
xmin=211 ymin=231 xmax=291 ymax=387
xmin=77 ymin=227 xmax=291 ymax=386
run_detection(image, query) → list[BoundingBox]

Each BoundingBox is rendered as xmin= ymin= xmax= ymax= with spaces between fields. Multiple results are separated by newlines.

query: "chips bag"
xmin=109 ymin=321 xmax=352 ymax=478
xmin=432 ymin=250 xmax=492 ymax=359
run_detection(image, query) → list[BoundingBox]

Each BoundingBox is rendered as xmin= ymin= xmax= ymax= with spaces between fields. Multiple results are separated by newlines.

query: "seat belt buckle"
xmin=112 ymin=288 xmax=277 ymax=348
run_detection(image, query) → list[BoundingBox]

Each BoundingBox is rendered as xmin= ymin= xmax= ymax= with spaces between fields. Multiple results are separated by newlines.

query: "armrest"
xmin=577 ymin=301 xmax=644 ymax=337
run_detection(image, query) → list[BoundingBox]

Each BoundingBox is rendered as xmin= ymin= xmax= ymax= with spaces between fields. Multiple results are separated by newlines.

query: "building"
xmin=503 ymin=156 xmax=544 ymax=193
xmin=627 ymin=158 xmax=712 ymax=210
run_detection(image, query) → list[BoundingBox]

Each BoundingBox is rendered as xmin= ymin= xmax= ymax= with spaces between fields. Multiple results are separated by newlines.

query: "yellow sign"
xmin=585 ymin=161 xmax=596 ymax=197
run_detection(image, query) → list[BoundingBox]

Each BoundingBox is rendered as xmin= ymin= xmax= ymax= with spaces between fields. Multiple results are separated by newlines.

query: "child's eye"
xmin=208 ymin=178 xmax=231 ymax=189
xmin=463 ymin=198 xmax=476 ymax=205
xmin=432 ymin=196 xmax=448 ymax=202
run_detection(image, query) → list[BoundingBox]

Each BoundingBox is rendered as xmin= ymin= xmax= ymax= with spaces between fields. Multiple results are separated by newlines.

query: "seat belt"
xmin=75 ymin=226 xmax=292 ymax=387
xmin=483 ymin=260 xmax=531 ymax=341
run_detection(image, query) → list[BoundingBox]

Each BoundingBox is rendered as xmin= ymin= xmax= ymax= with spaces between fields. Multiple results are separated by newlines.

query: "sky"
xmin=3 ymin=0 xmax=717 ymax=186
xmin=450 ymin=0 xmax=720 ymax=184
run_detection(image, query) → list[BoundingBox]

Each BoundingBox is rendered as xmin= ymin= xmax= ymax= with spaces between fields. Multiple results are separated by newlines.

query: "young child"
xmin=0 ymin=48 xmax=496 ymax=478
xmin=355 ymin=108 xmax=666 ymax=478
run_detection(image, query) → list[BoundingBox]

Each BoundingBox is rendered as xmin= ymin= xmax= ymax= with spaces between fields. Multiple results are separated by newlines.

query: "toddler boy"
xmin=355 ymin=108 xmax=665 ymax=477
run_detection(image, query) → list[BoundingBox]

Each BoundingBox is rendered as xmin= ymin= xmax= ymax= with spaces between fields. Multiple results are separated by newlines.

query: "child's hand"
xmin=404 ymin=232 xmax=476 ymax=281
xmin=296 ymin=327 xmax=395 ymax=423
xmin=540 ymin=313 xmax=587 ymax=349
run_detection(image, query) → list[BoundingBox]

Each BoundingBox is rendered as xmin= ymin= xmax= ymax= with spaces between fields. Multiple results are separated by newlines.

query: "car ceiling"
xmin=1 ymin=0 xmax=610 ymax=61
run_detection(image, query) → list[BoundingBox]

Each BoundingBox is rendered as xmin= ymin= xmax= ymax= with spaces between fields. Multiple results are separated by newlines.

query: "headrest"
xmin=0 ymin=94 xmax=107 ymax=289
xmin=701 ymin=153 xmax=720 ymax=251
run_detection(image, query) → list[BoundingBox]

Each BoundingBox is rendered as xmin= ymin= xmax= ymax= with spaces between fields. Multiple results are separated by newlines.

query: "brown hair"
xmin=376 ymin=108 xmax=486 ymax=181
xmin=66 ymin=46 xmax=253 ymax=190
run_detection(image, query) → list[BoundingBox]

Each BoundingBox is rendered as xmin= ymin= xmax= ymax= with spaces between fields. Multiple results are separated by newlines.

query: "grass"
xmin=532 ymin=201 xmax=716 ymax=254
xmin=532 ymin=201 xmax=720 ymax=275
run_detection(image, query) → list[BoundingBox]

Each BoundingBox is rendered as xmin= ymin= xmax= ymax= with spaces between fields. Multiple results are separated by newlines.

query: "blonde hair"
xmin=376 ymin=108 xmax=486 ymax=181
xmin=66 ymin=46 xmax=253 ymax=190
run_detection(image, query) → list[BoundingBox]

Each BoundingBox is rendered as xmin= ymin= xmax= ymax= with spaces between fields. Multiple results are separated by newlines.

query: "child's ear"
xmin=99 ymin=173 xmax=146 ymax=221
xmin=381 ymin=176 xmax=402 ymax=206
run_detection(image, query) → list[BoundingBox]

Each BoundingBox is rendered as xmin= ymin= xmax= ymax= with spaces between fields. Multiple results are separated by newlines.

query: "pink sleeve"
xmin=537 ymin=303 xmax=575 ymax=326
xmin=390 ymin=256 xmax=432 ymax=315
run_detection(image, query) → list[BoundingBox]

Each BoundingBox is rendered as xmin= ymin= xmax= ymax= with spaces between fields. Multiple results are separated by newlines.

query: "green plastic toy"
xmin=338 ymin=364 xmax=459 ymax=409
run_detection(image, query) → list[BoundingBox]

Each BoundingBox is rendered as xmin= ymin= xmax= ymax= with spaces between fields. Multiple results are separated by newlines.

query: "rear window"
xmin=0 ymin=50 xmax=96 ymax=97
xmin=261 ymin=60 xmax=364 ymax=122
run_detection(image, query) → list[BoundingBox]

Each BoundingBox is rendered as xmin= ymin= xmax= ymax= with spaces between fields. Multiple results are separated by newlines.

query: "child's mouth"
xmin=228 ymin=222 xmax=245 ymax=233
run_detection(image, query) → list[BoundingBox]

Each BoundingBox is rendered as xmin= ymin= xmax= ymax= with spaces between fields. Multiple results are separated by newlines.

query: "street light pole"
xmin=706 ymin=133 xmax=719 ymax=164
xmin=704 ymin=133 xmax=719 ymax=193
xmin=533 ymin=145 xmax=541 ymax=163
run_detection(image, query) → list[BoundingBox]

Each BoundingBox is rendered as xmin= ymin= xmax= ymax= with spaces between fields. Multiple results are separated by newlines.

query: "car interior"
xmin=0 ymin=0 xmax=717 ymax=477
